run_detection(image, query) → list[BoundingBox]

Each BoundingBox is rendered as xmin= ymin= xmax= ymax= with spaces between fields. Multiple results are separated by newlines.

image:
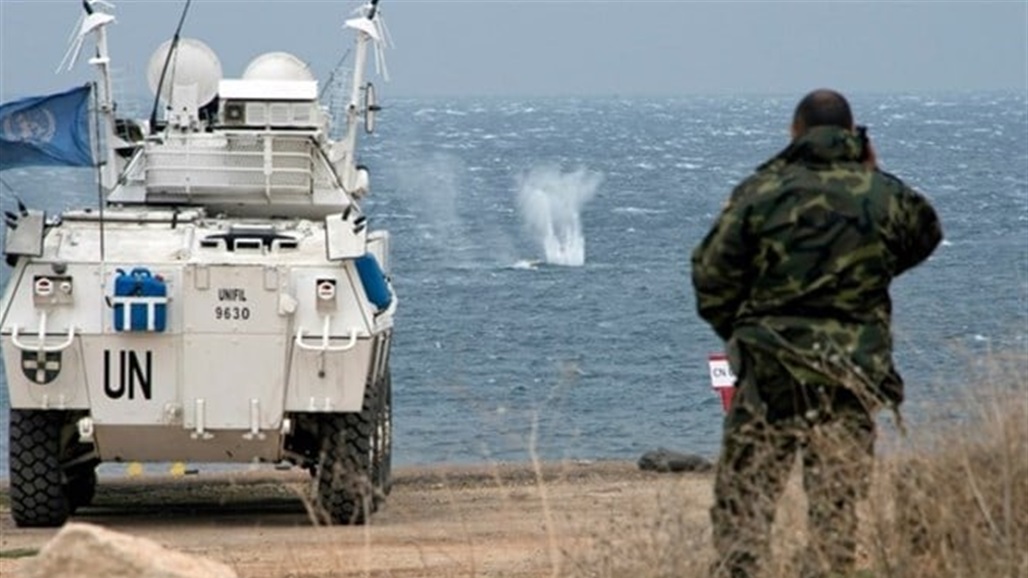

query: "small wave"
xmin=499 ymin=104 xmax=537 ymax=115
xmin=612 ymin=206 xmax=667 ymax=215
xmin=510 ymin=259 xmax=543 ymax=270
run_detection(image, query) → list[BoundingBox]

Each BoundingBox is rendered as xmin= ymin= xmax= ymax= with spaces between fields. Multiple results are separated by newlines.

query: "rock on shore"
xmin=638 ymin=448 xmax=714 ymax=473
xmin=20 ymin=522 xmax=237 ymax=578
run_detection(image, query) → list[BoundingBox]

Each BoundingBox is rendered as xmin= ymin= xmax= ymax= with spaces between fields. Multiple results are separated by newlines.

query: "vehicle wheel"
xmin=314 ymin=406 xmax=375 ymax=525
xmin=9 ymin=409 xmax=71 ymax=527
xmin=66 ymin=467 xmax=98 ymax=512
xmin=372 ymin=370 xmax=393 ymax=504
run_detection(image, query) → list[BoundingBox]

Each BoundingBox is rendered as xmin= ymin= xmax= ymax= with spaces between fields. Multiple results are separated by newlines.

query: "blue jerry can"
xmin=355 ymin=254 xmax=392 ymax=311
xmin=113 ymin=268 xmax=168 ymax=332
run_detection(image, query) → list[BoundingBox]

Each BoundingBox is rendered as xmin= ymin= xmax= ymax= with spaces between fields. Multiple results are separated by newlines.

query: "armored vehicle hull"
xmin=1 ymin=0 xmax=396 ymax=527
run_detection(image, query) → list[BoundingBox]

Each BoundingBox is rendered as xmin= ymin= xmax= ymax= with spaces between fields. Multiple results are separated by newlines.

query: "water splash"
xmin=517 ymin=165 xmax=602 ymax=266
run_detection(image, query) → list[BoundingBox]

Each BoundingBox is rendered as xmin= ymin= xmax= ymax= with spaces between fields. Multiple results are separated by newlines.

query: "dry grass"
xmin=560 ymin=482 xmax=711 ymax=578
xmin=2 ymin=360 xmax=1024 ymax=578
xmin=562 ymin=359 xmax=1028 ymax=578
xmin=870 ymin=388 xmax=1028 ymax=577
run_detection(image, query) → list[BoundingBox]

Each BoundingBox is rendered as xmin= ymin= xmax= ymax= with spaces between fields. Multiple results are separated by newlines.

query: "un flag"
xmin=0 ymin=84 xmax=93 ymax=170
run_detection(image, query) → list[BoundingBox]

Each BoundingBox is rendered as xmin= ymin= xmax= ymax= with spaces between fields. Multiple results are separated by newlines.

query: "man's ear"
xmin=790 ymin=121 xmax=801 ymax=140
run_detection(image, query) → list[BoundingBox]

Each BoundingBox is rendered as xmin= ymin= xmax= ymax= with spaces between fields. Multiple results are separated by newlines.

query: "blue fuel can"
xmin=113 ymin=268 xmax=168 ymax=332
xmin=355 ymin=254 xmax=392 ymax=311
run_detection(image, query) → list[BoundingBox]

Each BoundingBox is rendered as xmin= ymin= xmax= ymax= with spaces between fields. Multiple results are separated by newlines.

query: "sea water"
xmin=1 ymin=92 xmax=1025 ymax=476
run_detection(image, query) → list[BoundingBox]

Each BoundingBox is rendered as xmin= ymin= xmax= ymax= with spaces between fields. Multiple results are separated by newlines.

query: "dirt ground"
xmin=0 ymin=461 xmax=716 ymax=578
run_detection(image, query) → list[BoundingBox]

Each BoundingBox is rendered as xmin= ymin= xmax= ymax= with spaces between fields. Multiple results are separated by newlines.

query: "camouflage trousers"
xmin=710 ymin=347 xmax=876 ymax=578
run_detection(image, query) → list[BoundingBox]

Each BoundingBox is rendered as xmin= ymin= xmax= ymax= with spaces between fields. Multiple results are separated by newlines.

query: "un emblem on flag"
xmin=2 ymin=107 xmax=57 ymax=145
xmin=21 ymin=350 xmax=62 ymax=385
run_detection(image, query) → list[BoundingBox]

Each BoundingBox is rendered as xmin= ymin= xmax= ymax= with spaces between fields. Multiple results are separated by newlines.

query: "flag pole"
xmin=90 ymin=81 xmax=107 ymax=278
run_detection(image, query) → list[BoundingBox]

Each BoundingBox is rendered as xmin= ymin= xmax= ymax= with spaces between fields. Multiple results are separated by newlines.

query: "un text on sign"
xmin=708 ymin=353 xmax=736 ymax=390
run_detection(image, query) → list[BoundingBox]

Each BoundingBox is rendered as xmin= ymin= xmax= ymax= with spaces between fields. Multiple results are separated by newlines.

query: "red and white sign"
xmin=708 ymin=353 xmax=736 ymax=389
xmin=707 ymin=353 xmax=737 ymax=412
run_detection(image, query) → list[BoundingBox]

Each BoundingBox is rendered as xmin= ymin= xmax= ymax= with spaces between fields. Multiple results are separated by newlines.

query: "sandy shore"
xmin=0 ymin=461 xmax=717 ymax=577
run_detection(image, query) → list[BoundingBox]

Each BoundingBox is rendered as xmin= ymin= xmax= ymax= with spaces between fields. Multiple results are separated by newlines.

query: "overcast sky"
xmin=1 ymin=0 xmax=1026 ymax=101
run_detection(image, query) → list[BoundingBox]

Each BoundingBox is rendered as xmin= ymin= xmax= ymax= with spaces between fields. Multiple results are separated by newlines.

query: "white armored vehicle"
xmin=1 ymin=0 xmax=396 ymax=526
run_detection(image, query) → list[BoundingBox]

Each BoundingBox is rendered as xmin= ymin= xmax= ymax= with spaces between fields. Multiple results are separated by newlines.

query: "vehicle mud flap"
xmin=372 ymin=369 xmax=392 ymax=506
xmin=9 ymin=409 xmax=71 ymax=527
xmin=66 ymin=467 xmax=98 ymax=513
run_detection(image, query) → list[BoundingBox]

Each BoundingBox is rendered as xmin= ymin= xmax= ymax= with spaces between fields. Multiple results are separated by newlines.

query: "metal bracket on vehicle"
xmin=8 ymin=310 xmax=77 ymax=353
xmin=77 ymin=417 xmax=95 ymax=444
xmin=294 ymin=317 xmax=359 ymax=352
xmin=242 ymin=398 xmax=266 ymax=441
xmin=307 ymin=396 xmax=334 ymax=412
xmin=191 ymin=398 xmax=215 ymax=440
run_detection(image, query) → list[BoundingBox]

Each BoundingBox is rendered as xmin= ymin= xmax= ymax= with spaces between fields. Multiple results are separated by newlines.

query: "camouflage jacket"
xmin=691 ymin=126 xmax=942 ymax=405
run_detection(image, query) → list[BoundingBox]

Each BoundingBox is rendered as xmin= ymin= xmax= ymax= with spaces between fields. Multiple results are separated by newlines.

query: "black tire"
xmin=9 ymin=409 xmax=71 ymax=528
xmin=314 ymin=404 xmax=376 ymax=525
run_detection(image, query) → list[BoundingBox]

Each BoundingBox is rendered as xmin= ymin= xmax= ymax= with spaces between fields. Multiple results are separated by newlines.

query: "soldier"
xmin=691 ymin=89 xmax=942 ymax=578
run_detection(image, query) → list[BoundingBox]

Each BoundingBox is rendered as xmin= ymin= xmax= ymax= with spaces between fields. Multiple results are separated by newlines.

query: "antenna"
xmin=57 ymin=0 xmax=118 ymax=191
xmin=57 ymin=1 xmax=116 ymax=73
xmin=318 ymin=47 xmax=352 ymax=101
xmin=337 ymin=0 xmax=391 ymax=195
xmin=148 ymin=0 xmax=194 ymax=134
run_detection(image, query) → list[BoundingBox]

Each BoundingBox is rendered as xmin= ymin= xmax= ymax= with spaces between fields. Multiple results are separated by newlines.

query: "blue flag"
xmin=0 ymin=84 xmax=93 ymax=170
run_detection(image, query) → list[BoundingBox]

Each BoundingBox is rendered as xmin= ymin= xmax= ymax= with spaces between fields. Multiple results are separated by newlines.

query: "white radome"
xmin=243 ymin=52 xmax=315 ymax=82
xmin=145 ymin=37 xmax=223 ymax=106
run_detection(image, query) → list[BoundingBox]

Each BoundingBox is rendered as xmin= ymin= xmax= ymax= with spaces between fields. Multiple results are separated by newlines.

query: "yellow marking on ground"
xmin=169 ymin=462 xmax=187 ymax=477
xmin=126 ymin=462 xmax=144 ymax=477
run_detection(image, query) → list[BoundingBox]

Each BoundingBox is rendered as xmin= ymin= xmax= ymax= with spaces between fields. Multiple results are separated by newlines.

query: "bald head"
xmin=792 ymin=89 xmax=854 ymax=137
